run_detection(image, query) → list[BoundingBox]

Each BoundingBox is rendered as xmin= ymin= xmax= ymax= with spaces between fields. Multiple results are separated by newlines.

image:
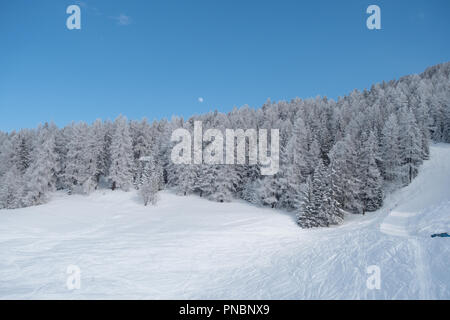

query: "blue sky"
xmin=0 ymin=0 xmax=449 ymax=132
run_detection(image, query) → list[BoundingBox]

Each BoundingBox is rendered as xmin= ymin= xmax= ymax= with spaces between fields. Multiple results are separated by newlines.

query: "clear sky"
xmin=0 ymin=0 xmax=449 ymax=132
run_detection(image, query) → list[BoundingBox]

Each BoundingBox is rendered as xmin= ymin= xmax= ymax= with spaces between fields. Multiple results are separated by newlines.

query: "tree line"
xmin=0 ymin=62 xmax=449 ymax=228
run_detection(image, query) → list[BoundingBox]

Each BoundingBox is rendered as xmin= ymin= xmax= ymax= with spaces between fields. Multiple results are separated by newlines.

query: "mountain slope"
xmin=0 ymin=145 xmax=449 ymax=299
xmin=380 ymin=143 xmax=450 ymax=299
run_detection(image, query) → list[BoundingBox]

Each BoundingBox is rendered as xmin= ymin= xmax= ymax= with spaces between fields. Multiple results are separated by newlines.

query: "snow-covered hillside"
xmin=0 ymin=144 xmax=449 ymax=299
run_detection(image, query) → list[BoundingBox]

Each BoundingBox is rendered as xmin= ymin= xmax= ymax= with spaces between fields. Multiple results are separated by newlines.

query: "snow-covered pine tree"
xmin=139 ymin=155 xmax=160 ymax=206
xmin=359 ymin=131 xmax=383 ymax=212
xmin=63 ymin=122 xmax=94 ymax=194
xmin=177 ymin=164 xmax=198 ymax=196
xmin=291 ymin=118 xmax=311 ymax=178
xmin=297 ymin=160 xmax=333 ymax=228
xmin=311 ymin=159 xmax=330 ymax=224
xmin=90 ymin=119 xmax=108 ymax=186
xmin=398 ymin=107 xmax=423 ymax=185
xmin=0 ymin=166 xmax=23 ymax=209
xmin=12 ymin=130 xmax=32 ymax=175
xmin=327 ymin=156 xmax=344 ymax=224
xmin=317 ymin=166 xmax=342 ymax=227
xmin=328 ymin=140 xmax=346 ymax=213
xmin=195 ymin=164 xmax=215 ymax=198
xmin=101 ymin=119 xmax=114 ymax=184
xmin=380 ymin=113 xmax=402 ymax=185
xmin=259 ymin=175 xmax=279 ymax=208
xmin=328 ymin=135 xmax=364 ymax=214
xmin=0 ymin=135 xmax=22 ymax=208
xmin=209 ymin=165 xmax=236 ymax=203
xmin=297 ymin=176 xmax=316 ymax=228
xmin=0 ymin=133 xmax=15 ymax=179
xmin=241 ymin=179 xmax=260 ymax=205
xmin=109 ymin=115 xmax=134 ymax=191
xmin=307 ymin=139 xmax=321 ymax=175
xmin=279 ymin=118 xmax=307 ymax=210
xmin=130 ymin=119 xmax=153 ymax=187
xmin=22 ymin=123 xmax=60 ymax=206
xmin=414 ymin=97 xmax=432 ymax=160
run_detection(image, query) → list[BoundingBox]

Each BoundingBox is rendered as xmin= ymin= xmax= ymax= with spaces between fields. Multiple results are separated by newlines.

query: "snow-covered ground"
xmin=0 ymin=144 xmax=449 ymax=299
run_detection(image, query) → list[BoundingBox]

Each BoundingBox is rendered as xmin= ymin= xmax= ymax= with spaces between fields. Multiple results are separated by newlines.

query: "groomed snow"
xmin=0 ymin=145 xmax=449 ymax=299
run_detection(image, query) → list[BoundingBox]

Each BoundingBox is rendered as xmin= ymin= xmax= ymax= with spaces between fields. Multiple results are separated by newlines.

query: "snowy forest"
xmin=0 ymin=62 xmax=449 ymax=228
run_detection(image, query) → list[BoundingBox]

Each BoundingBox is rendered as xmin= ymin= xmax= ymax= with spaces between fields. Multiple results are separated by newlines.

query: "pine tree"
xmin=22 ymin=124 xmax=59 ymax=206
xmin=291 ymin=118 xmax=311 ymax=178
xmin=90 ymin=119 xmax=108 ymax=185
xmin=64 ymin=122 xmax=94 ymax=193
xmin=109 ymin=115 xmax=134 ymax=191
xmin=12 ymin=130 xmax=32 ymax=175
xmin=381 ymin=113 xmax=401 ymax=185
xmin=259 ymin=176 xmax=279 ymax=208
xmin=130 ymin=119 xmax=153 ymax=186
xmin=398 ymin=107 xmax=423 ymax=185
xmin=297 ymin=176 xmax=317 ymax=228
xmin=327 ymin=159 xmax=344 ymax=224
xmin=0 ymin=133 xmax=15 ymax=179
xmin=297 ymin=160 xmax=333 ymax=228
xmin=328 ymin=140 xmax=347 ymax=211
xmin=360 ymin=132 xmax=383 ymax=212
xmin=280 ymin=118 xmax=307 ymax=209
xmin=329 ymin=135 xmax=363 ymax=214
xmin=0 ymin=166 xmax=23 ymax=209
xmin=209 ymin=165 xmax=236 ymax=203
xmin=139 ymin=155 xmax=160 ymax=206
xmin=177 ymin=164 xmax=198 ymax=196
xmin=241 ymin=179 xmax=260 ymax=205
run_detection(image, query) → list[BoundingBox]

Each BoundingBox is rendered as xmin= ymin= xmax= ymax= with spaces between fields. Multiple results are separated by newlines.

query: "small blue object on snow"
xmin=431 ymin=233 xmax=450 ymax=238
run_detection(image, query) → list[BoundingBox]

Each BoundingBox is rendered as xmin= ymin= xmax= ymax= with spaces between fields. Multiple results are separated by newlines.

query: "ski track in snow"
xmin=379 ymin=143 xmax=450 ymax=300
xmin=380 ymin=208 xmax=433 ymax=299
xmin=381 ymin=208 xmax=435 ymax=299
xmin=0 ymin=144 xmax=449 ymax=299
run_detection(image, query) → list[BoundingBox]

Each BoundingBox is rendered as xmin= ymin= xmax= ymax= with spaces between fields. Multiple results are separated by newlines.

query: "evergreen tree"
xmin=139 ymin=155 xmax=160 ymax=206
xmin=259 ymin=176 xmax=279 ymax=208
xmin=381 ymin=114 xmax=401 ymax=185
xmin=297 ymin=176 xmax=317 ymax=228
xmin=22 ymin=124 xmax=59 ymax=206
xmin=64 ymin=122 xmax=94 ymax=193
xmin=398 ymin=107 xmax=423 ymax=185
xmin=209 ymin=165 xmax=236 ymax=203
xmin=109 ymin=115 xmax=134 ymax=191
xmin=360 ymin=132 xmax=383 ymax=212
xmin=0 ymin=166 xmax=23 ymax=209
xmin=329 ymin=135 xmax=363 ymax=214
xmin=177 ymin=164 xmax=198 ymax=196
xmin=297 ymin=160 xmax=333 ymax=228
xmin=12 ymin=130 xmax=32 ymax=175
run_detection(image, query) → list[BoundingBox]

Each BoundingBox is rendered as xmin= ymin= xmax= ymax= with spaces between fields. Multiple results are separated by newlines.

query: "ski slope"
xmin=0 ymin=145 xmax=449 ymax=299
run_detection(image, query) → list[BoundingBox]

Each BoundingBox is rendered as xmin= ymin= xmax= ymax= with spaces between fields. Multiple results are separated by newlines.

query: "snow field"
xmin=0 ymin=144 xmax=449 ymax=299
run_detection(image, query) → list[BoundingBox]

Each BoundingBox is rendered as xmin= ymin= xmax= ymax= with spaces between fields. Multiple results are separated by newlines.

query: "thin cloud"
xmin=75 ymin=1 xmax=103 ymax=16
xmin=198 ymin=97 xmax=204 ymax=103
xmin=111 ymin=14 xmax=132 ymax=26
